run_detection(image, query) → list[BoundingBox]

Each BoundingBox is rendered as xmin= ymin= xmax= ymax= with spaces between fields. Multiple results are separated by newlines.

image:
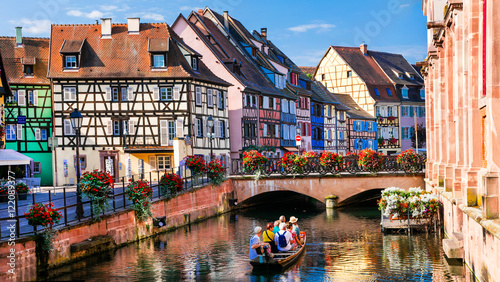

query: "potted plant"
xmin=159 ymin=173 xmax=184 ymax=198
xmin=15 ymin=182 xmax=30 ymax=200
xmin=79 ymin=169 xmax=114 ymax=221
xmin=126 ymin=179 xmax=153 ymax=221
xmin=280 ymin=152 xmax=308 ymax=175
xmin=0 ymin=185 xmax=9 ymax=202
xmin=184 ymin=155 xmax=207 ymax=176
xmin=319 ymin=151 xmax=343 ymax=171
xmin=242 ymin=150 xmax=268 ymax=182
xmin=207 ymin=159 xmax=225 ymax=186
xmin=387 ymin=116 xmax=397 ymax=122
xmin=25 ymin=202 xmax=63 ymax=261
xmin=378 ymin=187 xmax=441 ymax=220
xmin=378 ymin=138 xmax=386 ymax=147
xmin=396 ymin=149 xmax=423 ymax=173
xmin=389 ymin=137 xmax=397 ymax=145
xmin=358 ymin=149 xmax=384 ymax=172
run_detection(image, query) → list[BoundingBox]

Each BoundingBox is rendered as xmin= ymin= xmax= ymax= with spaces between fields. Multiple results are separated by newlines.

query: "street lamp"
xmin=207 ymin=115 xmax=214 ymax=161
xmin=69 ymin=108 xmax=84 ymax=219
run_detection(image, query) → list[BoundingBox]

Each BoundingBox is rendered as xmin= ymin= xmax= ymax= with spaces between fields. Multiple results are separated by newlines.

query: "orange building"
xmin=421 ymin=0 xmax=500 ymax=280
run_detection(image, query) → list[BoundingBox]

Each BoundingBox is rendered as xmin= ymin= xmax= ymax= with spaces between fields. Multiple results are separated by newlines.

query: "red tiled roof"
xmin=0 ymin=50 xmax=13 ymax=96
xmin=299 ymin=66 xmax=316 ymax=77
xmin=0 ymin=37 xmax=50 ymax=85
xmin=48 ymin=22 xmax=229 ymax=86
xmin=330 ymin=46 xmax=399 ymax=102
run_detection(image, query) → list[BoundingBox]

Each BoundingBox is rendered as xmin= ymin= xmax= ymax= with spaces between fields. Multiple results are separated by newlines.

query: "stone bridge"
xmin=231 ymin=173 xmax=425 ymax=206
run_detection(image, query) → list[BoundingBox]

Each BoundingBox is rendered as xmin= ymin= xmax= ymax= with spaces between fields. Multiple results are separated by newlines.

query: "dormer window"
xmin=192 ymin=57 xmax=198 ymax=71
xmin=60 ymin=39 xmax=84 ymax=71
xmin=347 ymin=70 xmax=352 ymax=78
xmin=252 ymin=47 xmax=257 ymax=58
xmin=420 ymin=87 xmax=425 ymax=100
xmin=21 ymin=57 xmax=35 ymax=76
xmin=65 ymin=55 xmax=77 ymax=68
xmin=24 ymin=65 xmax=33 ymax=76
xmin=402 ymin=85 xmax=409 ymax=99
xmin=153 ymin=54 xmax=165 ymax=68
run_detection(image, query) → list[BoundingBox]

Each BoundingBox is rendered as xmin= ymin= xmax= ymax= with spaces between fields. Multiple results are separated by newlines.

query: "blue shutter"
xmin=362 ymin=139 xmax=367 ymax=149
xmin=372 ymin=122 xmax=377 ymax=132
xmin=353 ymin=121 xmax=357 ymax=132
xmin=361 ymin=121 xmax=366 ymax=131
xmin=281 ymin=124 xmax=284 ymax=141
xmin=373 ymin=139 xmax=378 ymax=151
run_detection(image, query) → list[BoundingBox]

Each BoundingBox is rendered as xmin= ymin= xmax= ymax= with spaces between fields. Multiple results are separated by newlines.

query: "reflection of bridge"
xmin=231 ymin=174 xmax=425 ymax=206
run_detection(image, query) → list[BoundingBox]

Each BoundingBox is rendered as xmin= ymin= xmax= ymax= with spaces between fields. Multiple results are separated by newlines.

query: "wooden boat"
xmin=250 ymin=234 xmax=306 ymax=271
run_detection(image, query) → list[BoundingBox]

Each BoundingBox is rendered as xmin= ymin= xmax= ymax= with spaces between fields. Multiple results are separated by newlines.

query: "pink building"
xmin=422 ymin=0 xmax=500 ymax=280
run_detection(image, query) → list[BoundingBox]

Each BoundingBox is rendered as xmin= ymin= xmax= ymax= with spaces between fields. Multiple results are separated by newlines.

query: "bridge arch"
xmin=231 ymin=174 xmax=424 ymax=206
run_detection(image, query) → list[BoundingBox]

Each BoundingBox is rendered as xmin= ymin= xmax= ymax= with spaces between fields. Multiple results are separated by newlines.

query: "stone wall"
xmin=0 ymin=180 xmax=234 ymax=281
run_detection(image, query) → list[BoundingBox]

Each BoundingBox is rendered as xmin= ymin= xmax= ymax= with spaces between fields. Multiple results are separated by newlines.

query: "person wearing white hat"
xmin=249 ymin=226 xmax=272 ymax=259
xmin=289 ymin=216 xmax=300 ymax=235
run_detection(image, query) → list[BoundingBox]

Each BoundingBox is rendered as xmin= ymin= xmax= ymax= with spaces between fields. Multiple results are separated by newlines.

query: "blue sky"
xmin=0 ymin=0 xmax=427 ymax=66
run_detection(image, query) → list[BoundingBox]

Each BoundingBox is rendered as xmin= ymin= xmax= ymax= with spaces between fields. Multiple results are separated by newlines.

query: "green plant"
xmin=281 ymin=152 xmax=308 ymax=175
xmin=126 ymin=179 xmax=153 ymax=221
xmin=378 ymin=187 xmax=440 ymax=219
xmin=159 ymin=173 xmax=183 ymax=198
xmin=358 ymin=149 xmax=384 ymax=172
xmin=242 ymin=150 xmax=268 ymax=182
xmin=319 ymin=151 xmax=343 ymax=169
xmin=397 ymin=149 xmax=423 ymax=173
xmin=25 ymin=202 xmax=62 ymax=227
xmin=79 ymin=169 xmax=114 ymax=221
xmin=184 ymin=155 xmax=207 ymax=176
xmin=15 ymin=182 xmax=30 ymax=194
xmin=207 ymin=159 xmax=225 ymax=186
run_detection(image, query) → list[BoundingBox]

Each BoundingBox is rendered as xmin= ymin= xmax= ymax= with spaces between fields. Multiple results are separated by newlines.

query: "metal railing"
xmin=229 ymin=155 xmax=425 ymax=176
xmin=0 ymin=165 xmax=215 ymax=241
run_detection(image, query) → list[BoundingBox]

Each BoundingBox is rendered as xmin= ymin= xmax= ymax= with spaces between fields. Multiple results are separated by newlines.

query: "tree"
xmin=411 ymin=123 xmax=426 ymax=149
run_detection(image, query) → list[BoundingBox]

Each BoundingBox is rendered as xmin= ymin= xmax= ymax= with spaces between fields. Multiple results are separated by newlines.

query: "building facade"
xmin=48 ymin=19 xmax=229 ymax=185
xmin=0 ymin=50 xmax=13 ymax=148
xmin=314 ymin=44 xmax=401 ymax=155
xmin=422 ymin=0 xmax=500 ymax=280
xmin=0 ymin=29 xmax=53 ymax=185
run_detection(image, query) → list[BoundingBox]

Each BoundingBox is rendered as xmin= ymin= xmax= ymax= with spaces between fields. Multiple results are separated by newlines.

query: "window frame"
xmin=113 ymin=120 xmax=120 ymax=136
xmin=65 ymin=55 xmax=77 ymax=69
xmin=33 ymin=162 xmax=41 ymax=174
xmin=374 ymin=88 xmax=380 ymax=96
xmin=63 ymin=87 xmax=77 ymax=101
xmin=157 ymin=155 xmax=171 ymax=170
xmin=347 ymin=70 xmax=352 ymax=78
xmin=192 ymin=57 xmax=198 ymax=71
xmin=24 ymin=64 xmax=34 ymax=76
xmin=153 ymin=54 xmax=166 ymax=68
xmin=6 ymin=125 xmax=16 ymax=140
xmin=160 ymin=87 xmax=173 ymax=101
xmin=402 ymin=86 xmax=409 ymax=99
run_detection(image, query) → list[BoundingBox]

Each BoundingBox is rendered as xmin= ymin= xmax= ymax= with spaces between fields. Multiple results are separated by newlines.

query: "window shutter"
xmin=394 ymin=127 xmax=399 ymax=139
xmin=149 ymin=156 xmax=157 ymax=170
xmin=33 ymin=90 xmax=39 ymax=106
xmin=263 ymin=97 xmax=269 ymax=109
xmin=214 ymin=120 xmax=219 ymax=138
xmin=17 ymin=124 xmax=23 ymax=140
xmin=105 ymin=88 xmax=112 ymax=101
xmin=153 ymin=87 xmax=160 ymax=101
xmin=207 ymin=89 xmax=213 ymax=107
xmin=129 ymin=120 xmax=136 ymax=135
xmin=106 ymin=120 xmax=112 ymax=135
xmin=176 ymin=118 xmax=183 ymax=138
xmin=160 ymin=120 xmax=168 ymax=146
xmin=274 ymin=98 xmax=278 ymax=110
xmin=202 ymin=118 xmax=207 ymax=137
xmin=127 ymin=87 xmax=134 ymax=101
xmin=18 ymin=90 xmax=26 ymax=106
xmin=373 ymin=122 xmax=377 ymax=132
xmin=35 ymin=128 xmax=41 ymax=140
xmin=275 ymin=124 xmax=279 ymax=138
xmin=195 ymin=118 xmax=199 ymax=137
xmin=216 ymin=90 xmax=221 ymax=108
xmin=392 ymin=106 xmax=398 ymax=117
xmin=263 ymin=124 xmax=268 ymax=136
xmin=353 ymin=121 xmax=358 ymax=132
xmin=360 ymin=121 xmax=365 ymax=131
xmin=281 ymin=124 xmax=284 ymax=140
xmin=173 ymin=87 xmax=180 ymax=101
xmin=243 ymin=94 xmax=247 ymax=107
xmin=196 ymin=87 xmax=202 ymax=105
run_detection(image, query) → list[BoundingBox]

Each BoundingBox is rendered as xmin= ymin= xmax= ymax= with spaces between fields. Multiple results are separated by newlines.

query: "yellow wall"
xmin=315 ymin=48 xmax=375 ymax=115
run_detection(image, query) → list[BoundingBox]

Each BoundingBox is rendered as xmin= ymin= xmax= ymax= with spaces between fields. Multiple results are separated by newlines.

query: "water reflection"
xmin=43 ymin=206 xmax=469 ymax=281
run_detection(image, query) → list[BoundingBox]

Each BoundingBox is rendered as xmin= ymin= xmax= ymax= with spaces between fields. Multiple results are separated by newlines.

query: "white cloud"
xmin=100 ymin=5 xmax=118 ymax=11
xmin=400 ymin=4 xmax=411 ymax=8
xmin=67 ymin=9 xmax=106 ymax=19
xmin=142 ymin=13 xmax=165 ymax=21
xmin=180 ymin=6 xmax=201 ymax=12
xmin=288 ymin=23 xmax=336 ymax=33
xmin=9 ymin=18 xmax=51 ymax=34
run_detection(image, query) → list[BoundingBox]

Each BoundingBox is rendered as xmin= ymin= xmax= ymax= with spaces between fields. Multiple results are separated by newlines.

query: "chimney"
xmin=261 ymin=28 xmax=267 ymax=40
xmin=360 ymin=43 xmax=368 ymax=55
xmin=198 ymin=9 xmax=203 ymax=16
xmin=15 ymin=27 xmax=22 ymax=47
xmin=223 ymin=11 xmax=229 ymax=30
xmin=127 ymin=18 xmax=140 ymax=34
xmin=101 ymin=18 xmax=112 ymax=38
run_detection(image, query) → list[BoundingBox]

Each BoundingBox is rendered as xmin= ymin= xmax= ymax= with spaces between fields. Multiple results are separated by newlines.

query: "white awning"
xmin=0 ymin=149 xmax=33 ymax=166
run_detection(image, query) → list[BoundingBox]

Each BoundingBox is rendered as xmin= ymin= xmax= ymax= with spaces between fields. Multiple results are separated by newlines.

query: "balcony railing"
xmin=377 ymin=117 xmax=399 ymax=127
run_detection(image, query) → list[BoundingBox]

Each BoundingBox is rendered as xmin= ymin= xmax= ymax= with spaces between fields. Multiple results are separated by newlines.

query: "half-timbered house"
xmin=332 ymin=93 xmax=377 ymax=153
xmin=0 ymin=28 xmax=53 ymax=185
xmin=0 ymin=49 xmax=13 ymax=148
xmin=48 ymin=19 xmax=229 ymax=185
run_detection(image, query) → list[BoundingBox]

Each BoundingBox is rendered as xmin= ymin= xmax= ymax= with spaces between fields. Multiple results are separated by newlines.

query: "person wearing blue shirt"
xmin=249 ymin=226 xmax=272 ymax=260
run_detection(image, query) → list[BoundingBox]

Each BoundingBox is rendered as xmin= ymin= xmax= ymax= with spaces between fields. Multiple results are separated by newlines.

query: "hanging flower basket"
xmin=79 ymin=169 xmax=114 ymax=221
xmin=184 ymin=155 xmax=207 ymax=176
xmin=319 ymin=151 xmax=343 ymax=171
xmin=280 ymin=152 xmax=308 ymax=175
xmin=126 ymin=179 xmax=153 ymax=221
xmin=358 ymin=149 xmax=384 ymax=172
xmin=25 ymin=202 xmax=62 ymax=228
xmin=159 ymin=173 xmax=184 ymax=197
xmin=207 ymin=159 xmax=225 ymax=186
xmin=397 ymin=149 xmax=424 ymax=173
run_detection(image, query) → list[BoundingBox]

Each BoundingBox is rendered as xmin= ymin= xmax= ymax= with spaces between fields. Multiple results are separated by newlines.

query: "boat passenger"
xmin=274 ymin=223 xmax=295 ymax=252
xmin=272 ymin=220 xmax=280 ymax=233
xmin=279 ymin=215 xmax=286 ymax=224
xmin=263 ymin=222 xmax=278 ymax=253
xmin=290 ymin=216 xmax=300 ymax=235
xmin=249 ymin=226 xmax=273 ymax=260
xmin=287 ymin=222 xmax=303 ymax=248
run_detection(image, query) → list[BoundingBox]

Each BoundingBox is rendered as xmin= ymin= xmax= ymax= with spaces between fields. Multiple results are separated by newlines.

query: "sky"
xmin=0 ymin=0 xmax=428 ymax=66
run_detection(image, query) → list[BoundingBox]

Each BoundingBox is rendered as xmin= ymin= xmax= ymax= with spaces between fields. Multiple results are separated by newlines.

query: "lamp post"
xmin=207 ymin=115 xmax=214 ymax=161
xmin=69 ymin=108 xmax=83 ymax=219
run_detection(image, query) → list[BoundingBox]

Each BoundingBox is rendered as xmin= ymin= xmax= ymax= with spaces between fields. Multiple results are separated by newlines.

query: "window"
xmin=41 ymin=129 xmax=48 ymax=140
xmin=207 ymin=89 xmax=213 ymax=107
xmin=28 ymin=90 xmax=33 ymax=105
xmin=388 ymin=106 xmax=393 ymax=117
xmin=374 ymin=88 xmax=380 ymax=96
xmin=63 ymin=87 xmax=77 ymax=101
xmin=402 ymin=86 xmax=409 ymax=99
xmin=347 ymin=70 xmax=352 ymax=77
xmin=420 ymin=88 xmax=425 ymax=100
xmin=6 ymin=91 xmax=17 ymax=105
xmin=356 ymin=139 xmax=363 ymax=150
xmin=153 ymin=54 xmax=165 ymax=68
xmin=24 ymin=65 xmax=33 ymax=76
xmin=121 ymin=87 xmax=127 ymax=101
xmin=387 ymin=88 xmax=392 ymax=97
xmin=192 ymin=57 xmax=198 ymax=71
xmin=402 ymin=127 xmax=409 ymax=139
xmin=195 ymin=87 xmax=202 ymax=106
xmin=6 ymin=125 xmax=16 ymax=140
xmin=113 ymin=121 xmax=120 ymax=135
xmin=196 ymin=118 xmax=203 ymax=137
xmin=112 ymin=88 xmax=119 ymax=101
xmin=322 ymin=74 xmax=325 ymax=80
xmin=65 ymin=55 xmax=77 ymax=68
xmin=168 ymin=120 xmax=175 ymax=142
xmin=218 ymin=91 xmax=225 ymax=109
xmin=409 ymin=74 xmax=415 ymax=80
xmin=33 ymin=162 xmax=41 ymax=174
xmin=338 ymin=111 xmax=345 ymax=121
xmin=158 ymin=156 xmax=171 ymax=170
xmin=219 ymin=120 xmax=225 ymax=138
xmin=35 ymin=128 xmax=41 ymax=140
xmin=64 ymin=120 xmax=75 ymax=135
xmin=160 ymin=87 xmax=173 ymax=101
xmin=398 ymin=73 xmax=404 ymax=79
xmin=366 ymin=122 xmax=373 ymax=131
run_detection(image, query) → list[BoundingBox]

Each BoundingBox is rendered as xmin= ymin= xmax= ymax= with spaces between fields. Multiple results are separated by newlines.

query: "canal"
xmin=43 ymin=196 xmax=468 ymax=281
